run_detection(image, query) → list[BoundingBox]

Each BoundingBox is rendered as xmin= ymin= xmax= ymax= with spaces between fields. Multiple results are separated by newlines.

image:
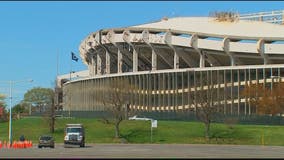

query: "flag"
xmin=71 ymin=52 xmax=79 ymax=62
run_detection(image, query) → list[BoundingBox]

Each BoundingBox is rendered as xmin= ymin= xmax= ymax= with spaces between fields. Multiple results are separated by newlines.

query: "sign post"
xmin=151 ymin=120 xmax=157 ymax=143
xmin=129 ymin=115 xmax=157 ymax=143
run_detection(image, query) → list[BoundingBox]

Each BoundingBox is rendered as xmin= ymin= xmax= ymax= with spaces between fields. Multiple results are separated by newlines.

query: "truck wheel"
xmin=80 ymin=142 xmax=85 ymax=147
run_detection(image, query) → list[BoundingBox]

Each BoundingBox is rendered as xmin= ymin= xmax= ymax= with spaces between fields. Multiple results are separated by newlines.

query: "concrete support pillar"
xmin=223 ymin=37 xmax=235 ymax=66
xmin=164 ymin=30 xmax=179 ymax=69
xmin=88 ymin=54 xmax=94 ymax=77
xmin=105 ymin=50 xmax=110 ymax=74
xmin=190 ymin=34 xmax=204 ymax=68
xmin=133 ymin=48 xmax=138 ymax=72
xmin=174 ymin=50 xmax=179 ymax=69
xmin=257 ymin=39 xmax=269 ymax=64
xmin=94 ymin=31 xmax=110 ymax=75
xmin=123 ymin=30 xmax=138 ymax=72
xmin=199 ymin=51 xmax=205 ymax=68
xmin=151 ymin=49 xmax=157 ymax=71
xmin=117 ymin=49 xmax=122 ymax=73
xmin=97 ymin=53 xmax=102 ymax=75
xmin=89 ymin=55 xmax=96 ymax=76
xmin=88 ymin=63 xmax=94 ymax=77
xmin=142 ymin=30 xmax=158 ymax=71
xmin=107 ymin=30 xmax=123 ymax=74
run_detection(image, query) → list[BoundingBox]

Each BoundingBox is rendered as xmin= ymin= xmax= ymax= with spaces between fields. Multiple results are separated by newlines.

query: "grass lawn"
xmin=0 ymin=116 xmax=283 ymax=146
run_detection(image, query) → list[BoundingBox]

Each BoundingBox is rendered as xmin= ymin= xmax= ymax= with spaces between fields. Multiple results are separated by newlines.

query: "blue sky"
xmin=0 ymin=1 xmax=284 ymax=105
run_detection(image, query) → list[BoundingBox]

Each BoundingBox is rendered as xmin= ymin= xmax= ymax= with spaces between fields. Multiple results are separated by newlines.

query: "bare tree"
xmin=192 ymin=71 xmax=222 ymax=140
xmin=42 ymin=97 xmax=55 ymax=133
xmin=242 ymin=82 xmax=284 ymax=116
xmin=97 ymin=77 xmax=137 ymax=138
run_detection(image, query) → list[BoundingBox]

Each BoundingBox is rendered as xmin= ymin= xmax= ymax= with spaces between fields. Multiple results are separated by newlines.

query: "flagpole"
xmin=69 ymin=52 xmax=79 ymax=118
xmin=70 ymin=56 xmax=72 ymax=81
xmin=57 ymin=50 xmax=59 ymax=77
xmin=69 ymin=52 xmax=72 ymax=118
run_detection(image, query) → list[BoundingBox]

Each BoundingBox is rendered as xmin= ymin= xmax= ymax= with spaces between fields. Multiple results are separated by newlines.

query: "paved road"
xmin=0 ymin=143 xmax=284 ymax=158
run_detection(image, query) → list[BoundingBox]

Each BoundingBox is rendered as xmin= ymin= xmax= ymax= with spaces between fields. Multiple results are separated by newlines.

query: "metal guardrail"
xmin=239 ymin=10 xmax=284 ymax=25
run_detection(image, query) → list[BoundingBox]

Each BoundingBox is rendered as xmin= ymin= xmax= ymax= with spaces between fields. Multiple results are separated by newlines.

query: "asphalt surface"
xmin=0 ymin=143 xmax=284 ymax=158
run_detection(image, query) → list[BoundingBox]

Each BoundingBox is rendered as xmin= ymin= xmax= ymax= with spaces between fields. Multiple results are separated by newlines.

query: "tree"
xmin=43 ymin=97 xmax=55 ymax=133
xmin=97 ymin=78 xmax=136 ymax=138
xmin=24 ymin=87 xmax=54 ymax=112
xmin=0 ymin=94 xmax=8 ymax=122
xmin=192 ymin=72 xmax=222 ymax=140
xmin=12 ymin=103 xmax=28 ymax=119
xmin=242 ymin=82 xmax=284 ymax=116
xmin=24 ymin=87 xmax=55 ymax=132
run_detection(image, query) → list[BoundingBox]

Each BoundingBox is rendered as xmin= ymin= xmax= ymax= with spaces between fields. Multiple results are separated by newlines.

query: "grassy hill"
xmin=0 ymin=117 xmax=283 ymax=146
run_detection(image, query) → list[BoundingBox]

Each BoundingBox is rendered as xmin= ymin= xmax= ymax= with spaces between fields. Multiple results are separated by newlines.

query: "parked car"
xmin=38 ymin=135 xmax=55 ymax=148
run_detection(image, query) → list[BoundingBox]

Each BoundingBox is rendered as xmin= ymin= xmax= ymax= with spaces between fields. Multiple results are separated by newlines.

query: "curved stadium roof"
xmin=79 ymin=15 xmax=284 ymax=73
xmin=130 ymin=17 xmax=284 ymax=40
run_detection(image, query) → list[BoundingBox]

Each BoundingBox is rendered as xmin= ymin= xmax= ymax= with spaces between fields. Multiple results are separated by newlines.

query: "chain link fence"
xmin=28 ymin=110 xmax=284 ymax=126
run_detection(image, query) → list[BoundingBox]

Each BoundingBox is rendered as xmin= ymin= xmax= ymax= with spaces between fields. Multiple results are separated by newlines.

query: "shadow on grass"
xmin=54 ymin=128 xmax=64 ymax=134
xmin=121 ymin=129 xmax=147 ymax=142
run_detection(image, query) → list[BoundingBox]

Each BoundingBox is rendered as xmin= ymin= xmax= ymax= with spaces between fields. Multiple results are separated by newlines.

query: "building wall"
xmin=63 ymin=65 xmax=284 ymax=115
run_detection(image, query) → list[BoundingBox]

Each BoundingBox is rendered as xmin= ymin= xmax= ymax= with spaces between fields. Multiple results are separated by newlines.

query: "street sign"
xmin=151 ymin=120 xmax=157 ymax=128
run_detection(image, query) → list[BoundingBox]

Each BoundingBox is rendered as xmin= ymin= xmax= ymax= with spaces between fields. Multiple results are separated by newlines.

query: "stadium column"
xmin=142 ymin=30 xmax=157 ymax=71
xmin=222 ymin=37 xmax=235 ymax=66
xmin=106 ymin=30 xmax=123 ymax=74
xmin=257 ymin=39 xmax=269 ymax=64
xmin=94 ymin=31 xmax=110 ymax=74
xmin=190 ymin=34 xmax=204 ymax=68
xmin=105 ymin=50 xmax=110 ymax=74
xmin=97 ymin=53 xmax=102 ymax=75
xmin=123 ymin=30 xmax=138 ymax=72
xmin=117 ymin=50 xmax=123 ymax=73
xmin=88 ymin=62 xmax=94 ymax=77
xmin=89 ymin=55 xmax=96 ymax=77
xmin=164 ymin=30 xmax=179 ymax=69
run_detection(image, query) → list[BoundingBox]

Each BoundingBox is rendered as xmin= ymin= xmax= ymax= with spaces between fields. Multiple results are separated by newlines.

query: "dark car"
xmin=38 ymin=135 xmax=55 ymax=148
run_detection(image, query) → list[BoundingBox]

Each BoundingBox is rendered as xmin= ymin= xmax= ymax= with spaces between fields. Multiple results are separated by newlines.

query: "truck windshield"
xmin=67 ymin=128 xmax=82 ymax=133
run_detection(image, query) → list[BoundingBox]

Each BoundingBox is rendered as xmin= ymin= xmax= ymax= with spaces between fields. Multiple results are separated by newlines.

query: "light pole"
xmin=6 ymin=79 xmax=33 ymax=146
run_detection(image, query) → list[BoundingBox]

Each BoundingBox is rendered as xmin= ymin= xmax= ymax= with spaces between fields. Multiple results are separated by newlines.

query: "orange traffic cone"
xmin=0 ymin=141 xmax=2 ymax=149
xmin=3 ymin=141 xmax=6 ymax=148
xmin=24 ymin=140 xmax=27 ymax=148
xmin=28 ymin=141 xmax=31 ymax=148
xmin=14 ymin=141 xmax=18 ymax=149
xmin=12 ymin=141 xmax=16 ymax=149
xmin=16 ymin=141 xmax=20 ymax=149
xmin=16 ymin=141 xmax=21 ymax=148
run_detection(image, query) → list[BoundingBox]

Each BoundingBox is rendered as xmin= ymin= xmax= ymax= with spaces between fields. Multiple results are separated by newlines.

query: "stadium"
xmin=56 ymin=10 xmax=284 ymax=118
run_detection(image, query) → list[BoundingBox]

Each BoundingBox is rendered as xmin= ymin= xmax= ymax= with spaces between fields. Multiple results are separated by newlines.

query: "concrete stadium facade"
xmin=57 ymin=11 xmax=284 ymax=115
